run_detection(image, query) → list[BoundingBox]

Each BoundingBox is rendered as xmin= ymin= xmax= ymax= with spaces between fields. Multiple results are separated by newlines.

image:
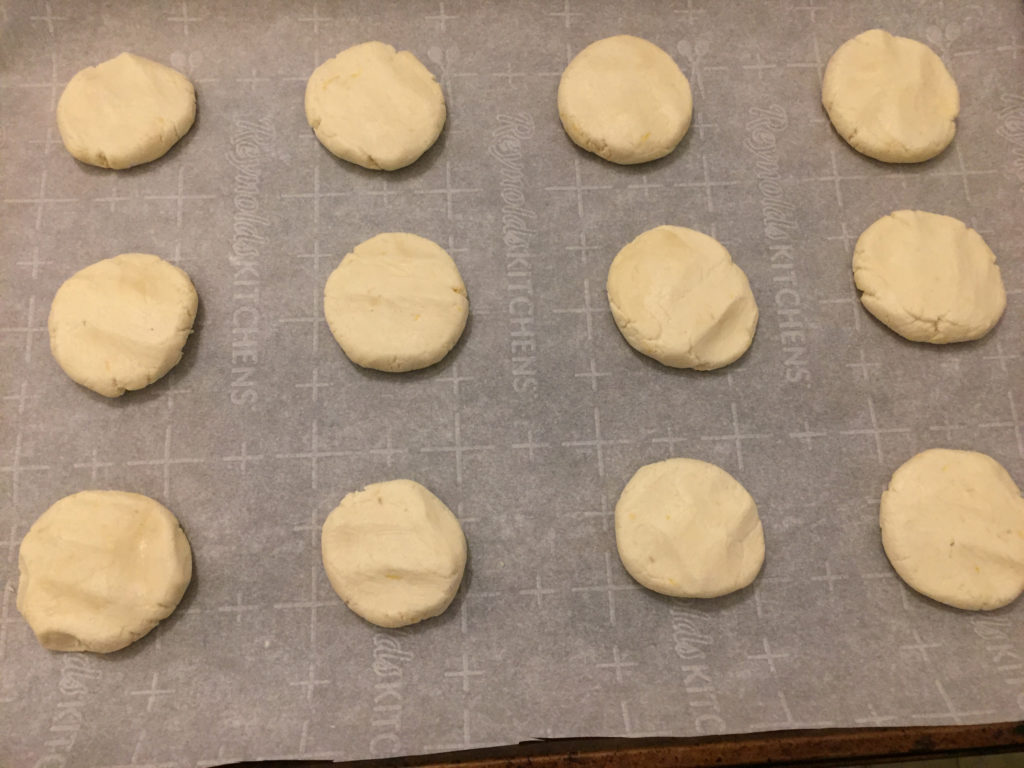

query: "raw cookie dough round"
xmin=822 ymin=29 xmax=959 ymax=163
xmin=881 ymin=449 xmax=1024 ymax=611
xmin=49 ymin=253 xmax=199 ymax=397
xmin=17 ymin=490 xmax=192 ymax=653
xmin=321 ymin=479 xmax=467 ymax=628
xmin=305 ymin=41 xmax=446 ymax=171
xmin=558 ymin=35 xmax=692 ymax=164
xmin=615 ymin=458 xmax=764 ymax=598
xmin=324 ymin=232 xmax=468 ymax=372
xmin=853 ymin=210 xmax=1005 ymax=343
xmin=607 ymin=225 xmax=758 ymax=370
xmin=57 ymin=52 xmax=196 ymax=169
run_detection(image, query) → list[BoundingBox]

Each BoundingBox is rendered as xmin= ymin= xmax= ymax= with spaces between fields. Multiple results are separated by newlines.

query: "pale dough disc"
xmin=57 ymin=52 xmax=196 ymax=169
xmin=324 ymin=233 xmax=468 ymax=372
xmin=321 ymin=479 xmax=467 ymax=628
xmin=17 ymin=490 xmax=192 ymax=653
xmin=48 ymin=253 xmax=199 ymax=397
xmin=615 ymin=458 xmax=764 ymax=598
xmin=853 ymin=210 xmax=1005 ymax=343
xmin=822 ymin=29 xmax=959 ymax=163
xmin=305 ymin=41 xmax=446 ymax=171
xmin=558 ymin=35 xmax=692 ymax=164
xmin=607 ymin=225 xmax=759 ymax=370
xmin=881 ymin=449 xmax=1024 ymax=611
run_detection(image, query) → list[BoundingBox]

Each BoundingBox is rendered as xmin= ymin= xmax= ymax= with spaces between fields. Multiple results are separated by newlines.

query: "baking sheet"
xmin=2 ymin=1 xmax=1024 ymax=765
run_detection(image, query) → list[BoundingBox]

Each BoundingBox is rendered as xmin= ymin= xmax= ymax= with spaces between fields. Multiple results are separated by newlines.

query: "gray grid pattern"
xmin=1 ymin=0 xmax=1023 ymax=765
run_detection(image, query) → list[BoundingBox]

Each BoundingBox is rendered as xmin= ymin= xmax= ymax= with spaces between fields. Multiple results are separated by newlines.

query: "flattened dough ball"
xmin=49 ymin=253 xmax=199 ymax=397
xmin=881 ymin=449 xmax=1024 ymax=611
xmin=853 ymin=210 xmax=1005 ymax=343
xmin=324 ymin=233 xmax=468 ymax=372
xmin=558 ymin=35 xmax=692 ymax=164
xmin=321 ymin=479 xmax=467 ymax=628
xmin=305 ymin=41 xmax=446 ymax=170
xmin=822 ymin=29 xmax=959 ymax=163
xmin=607 ymin=225 xmax=758 ymax=370
xmin=57 ymin=52 xmax=196 ymax=169
xmin=616 ymin=458 xmax=764 ymax=598
xmin=17 ymin=491 xmax=193 ymax=653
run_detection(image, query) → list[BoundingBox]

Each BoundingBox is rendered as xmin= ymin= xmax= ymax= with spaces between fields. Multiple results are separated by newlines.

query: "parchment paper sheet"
xmin=2 ymin=1 xmax=1023 ymax=765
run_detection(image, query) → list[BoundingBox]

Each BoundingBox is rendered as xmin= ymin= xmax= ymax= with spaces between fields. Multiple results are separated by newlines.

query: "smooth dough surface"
xmin=881 ymin=449 xmax=1024 ymax=611
xmin=324 ymin=233 xmax=468 ymax=372
xmin=305 ymin=41 xmax=446 ymax=170
xmin=17 ymin=490 xmax=192 ymax=653
xmin=822 ymin=29 xmax=959 ymax=163
xmin=615 ymin=458 xmax=764 ymax=598
xmin=49 ymin=253 xmax=199 ymax=397
xmin=57 ymin=52 xmax=196 ymax=169
xmin=558 ymin=35 xmax=692 ymax=164
xmin=853 ymin=210 xmax=1005 ymax=343
xmin=321 ymin=479 xmax=467 ymax=628
xmin=607 ymin=225 xmax=758 ymax=370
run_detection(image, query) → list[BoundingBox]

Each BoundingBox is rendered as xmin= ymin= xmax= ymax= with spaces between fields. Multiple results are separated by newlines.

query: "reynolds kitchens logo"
xmin=227 ymin=117 xmax=275 ymax=407
xmin=998 ymin=93 xmax=1024 ymax=186
xmin=744 ymin=105 xmax=811 ymax=386
xmin=489 ymin=113 xmax=539 ymax=396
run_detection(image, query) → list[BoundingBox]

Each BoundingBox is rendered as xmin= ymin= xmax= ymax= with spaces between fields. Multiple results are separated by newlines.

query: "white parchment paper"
xmin=2 ymin=1 xmax=1023 ymax=765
